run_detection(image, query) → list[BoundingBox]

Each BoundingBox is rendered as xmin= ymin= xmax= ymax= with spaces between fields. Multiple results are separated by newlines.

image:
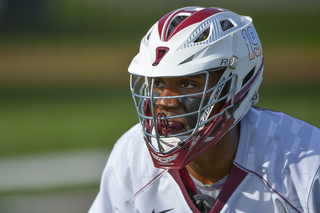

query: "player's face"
xmin=150 ymin=72 xmax=223 ymax=136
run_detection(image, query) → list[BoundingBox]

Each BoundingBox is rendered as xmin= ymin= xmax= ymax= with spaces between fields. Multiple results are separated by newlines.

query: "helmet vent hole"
xmin=167 ymin=15 xmax=188 ymax=39
xmin=146 ymin=32 xmax=151 ymax=41
xmin=194 ymin=28 xmax=210 ymax=43
xmin=242 ymin=67 xmax=255 ymax=87
xmin=220 ymin=20 xmax=234 ymax=31
xmin=153 ymin=47 xmax=169 ymax=66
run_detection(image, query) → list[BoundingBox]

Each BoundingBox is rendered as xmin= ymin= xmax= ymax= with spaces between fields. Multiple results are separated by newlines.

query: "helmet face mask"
xmin=130 ymin=68 xmax=238 ymax=163
xmin=128 ymin=6 xmax=264 ymax=169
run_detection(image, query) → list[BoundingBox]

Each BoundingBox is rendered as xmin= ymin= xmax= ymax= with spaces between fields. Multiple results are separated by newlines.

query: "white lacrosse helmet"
xmin=128 ymin=6 xmax=264 ymax=169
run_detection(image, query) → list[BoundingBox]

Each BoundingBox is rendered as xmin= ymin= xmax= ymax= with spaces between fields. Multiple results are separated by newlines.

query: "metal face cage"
xmin=130 ymin=70 xmax=237 ymax=155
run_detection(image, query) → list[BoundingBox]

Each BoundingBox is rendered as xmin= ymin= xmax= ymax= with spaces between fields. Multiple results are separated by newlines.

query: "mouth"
xmin=160 ymin=121 xmax=185 ymax=136
xmin=156 ymin=113 xmax=185 ymax=136
xmin=168 ymin=120 xmax=185 ymax=130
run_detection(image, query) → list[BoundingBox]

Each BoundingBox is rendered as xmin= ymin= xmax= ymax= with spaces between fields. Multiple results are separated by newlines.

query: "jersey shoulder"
xmin=237 ymin=107 xmax=320 ymax=169
xmin=236 ymin=107 xmax=320 ymax=206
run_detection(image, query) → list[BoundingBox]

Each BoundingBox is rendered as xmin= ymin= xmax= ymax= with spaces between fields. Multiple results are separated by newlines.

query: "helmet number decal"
xmin=242 ymin=27 xmax=261 ymax=60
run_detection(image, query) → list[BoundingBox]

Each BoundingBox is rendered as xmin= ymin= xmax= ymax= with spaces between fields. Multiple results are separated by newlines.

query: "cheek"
xmin=153 ymin=92 xmax=160 ymax=97
xmin=179 ymin=97 xmax=202 ymax=129
xmin=152 ymin=92 xmax=160 ymax=107
xmin=179 ymin=97 xmax=202 ymax=113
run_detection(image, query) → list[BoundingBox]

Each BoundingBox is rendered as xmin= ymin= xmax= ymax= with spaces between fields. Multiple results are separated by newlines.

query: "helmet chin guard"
xmin=128 ymin=6 xmax=264 ymax=169
xmin=148 ymin=112 xmax=236 ymax=169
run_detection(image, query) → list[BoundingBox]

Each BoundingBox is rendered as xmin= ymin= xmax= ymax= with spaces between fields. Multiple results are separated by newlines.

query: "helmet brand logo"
xmin=151 ymin=152 xmax=179 ymax=165
xmin=220 ymin=58 xmax=229 ymax=66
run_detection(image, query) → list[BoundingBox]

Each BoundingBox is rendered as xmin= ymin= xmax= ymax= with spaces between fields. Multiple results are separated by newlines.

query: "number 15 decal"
xmin=242 ymin=26 xmax=261 ymax=60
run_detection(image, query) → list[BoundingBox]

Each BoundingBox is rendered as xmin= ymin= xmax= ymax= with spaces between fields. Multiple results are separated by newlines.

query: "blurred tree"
xmin=0 ymin=0 xmax=47 ymax=32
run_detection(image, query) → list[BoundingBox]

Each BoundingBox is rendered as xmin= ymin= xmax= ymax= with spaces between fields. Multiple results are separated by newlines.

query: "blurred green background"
xmin=0 ymin=0 xmax=319 ymax=212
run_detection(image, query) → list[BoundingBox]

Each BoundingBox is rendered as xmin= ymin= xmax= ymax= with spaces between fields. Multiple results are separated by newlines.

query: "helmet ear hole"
xmin=242 ymin=67 xmax=255 ymax=87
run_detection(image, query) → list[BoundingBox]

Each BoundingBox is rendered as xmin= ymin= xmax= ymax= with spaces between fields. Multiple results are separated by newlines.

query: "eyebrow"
xmin=183 ymin=74 xmax=206 ymax=80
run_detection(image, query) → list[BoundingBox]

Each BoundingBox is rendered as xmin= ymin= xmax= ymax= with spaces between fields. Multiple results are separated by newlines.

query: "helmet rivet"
xmin=182 ymin=146 xmax=188 ymax=151
xmin=229 ymin=55 xmax=239 ymax=69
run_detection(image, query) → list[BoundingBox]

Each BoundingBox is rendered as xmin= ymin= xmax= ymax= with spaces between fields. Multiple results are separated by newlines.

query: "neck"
xmin=186 ymin=123 xmax=240 ymax=185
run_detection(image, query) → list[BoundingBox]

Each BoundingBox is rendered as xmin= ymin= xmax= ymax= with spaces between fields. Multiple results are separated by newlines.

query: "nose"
xmin=154 ymin=88 xmax=180 ymax=110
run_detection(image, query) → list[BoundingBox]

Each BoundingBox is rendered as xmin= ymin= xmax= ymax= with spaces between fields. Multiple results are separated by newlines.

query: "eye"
xmin=181 ymin=82 xmax=195 ymax=89
xmin=154 ymin=80 xmax=164 ymax=88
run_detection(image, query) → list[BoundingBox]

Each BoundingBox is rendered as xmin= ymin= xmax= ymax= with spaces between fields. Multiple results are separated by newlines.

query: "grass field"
xmin=0 ymin=87 xmax=136 ymax=157
xmin=1 ymin=84 xmax=319 ymax=158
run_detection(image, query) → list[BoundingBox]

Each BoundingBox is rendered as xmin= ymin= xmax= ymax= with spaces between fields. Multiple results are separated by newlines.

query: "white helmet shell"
xmin=128 ymin=6 xmax=264 ymax=169
xmin=129 ymin=7 xmax=262 ymax=78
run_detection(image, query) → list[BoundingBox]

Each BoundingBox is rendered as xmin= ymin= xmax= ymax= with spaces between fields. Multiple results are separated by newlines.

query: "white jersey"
xmin=89 ymin=107 xmax=320 ymax=213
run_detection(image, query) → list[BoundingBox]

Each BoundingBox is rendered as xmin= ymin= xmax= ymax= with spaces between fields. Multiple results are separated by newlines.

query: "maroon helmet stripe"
xmin=166 ymin=8 xmax=225 ymax=41
xmin=158 ymin=8 xmax=198 ymax=41
xmin=157 ymin=10 xmax=175 ymax=39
